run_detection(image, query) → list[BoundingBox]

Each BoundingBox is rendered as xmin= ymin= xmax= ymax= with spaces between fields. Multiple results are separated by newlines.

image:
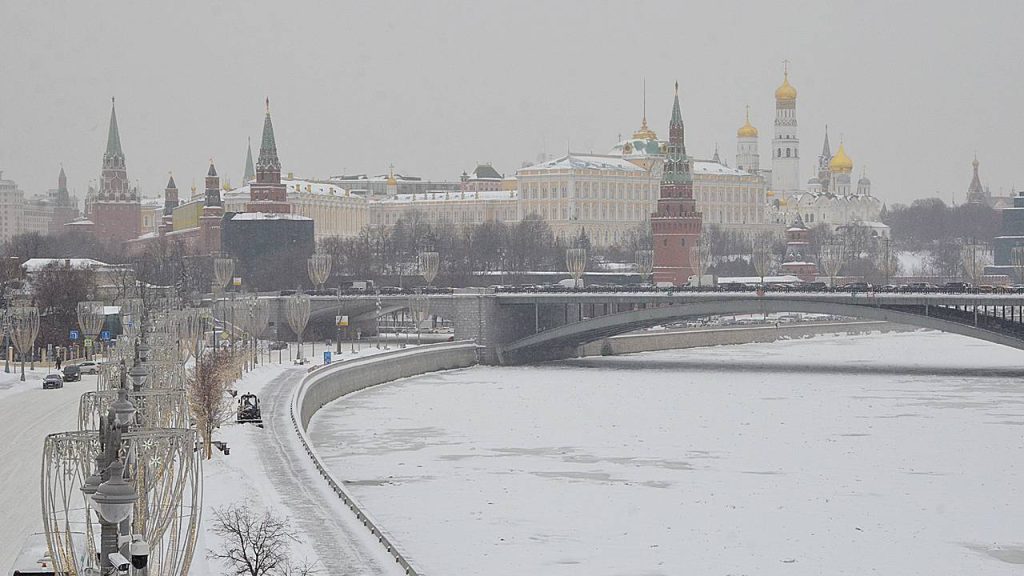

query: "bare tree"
xmin=209 ymin=504 xmax=319 ymax=576
xmin=187 ymin=349 xmax=238 ymax=459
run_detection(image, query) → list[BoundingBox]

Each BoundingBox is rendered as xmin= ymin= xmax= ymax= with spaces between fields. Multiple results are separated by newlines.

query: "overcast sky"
xmin=1 ymin=0 xmax=1021 ymax=205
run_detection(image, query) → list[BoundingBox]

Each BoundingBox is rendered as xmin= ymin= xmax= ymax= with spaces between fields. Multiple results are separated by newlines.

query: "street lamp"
xmin=286 ymin=290 xmax=310 ymax=364
xmin=566 ymin=247 xmax=587 ymax=290
xmin=10 ymin=306 xmax=39 ymax=381
xmin=213 ymin=257 xmax=234 ymax=349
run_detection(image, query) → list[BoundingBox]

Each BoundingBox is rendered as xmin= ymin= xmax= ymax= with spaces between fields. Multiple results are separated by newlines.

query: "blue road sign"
xmin=69 ymin=330 xmax=80 ymax=341
xmin=100 ymin=330 xmax=111 ymax=341
xmin=323 ymin=351 xmax=332 ymax=365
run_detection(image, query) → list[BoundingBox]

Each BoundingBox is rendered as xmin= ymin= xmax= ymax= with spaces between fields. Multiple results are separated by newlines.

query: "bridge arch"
xmin=500 ymin=299 xmax=1024 ymax=364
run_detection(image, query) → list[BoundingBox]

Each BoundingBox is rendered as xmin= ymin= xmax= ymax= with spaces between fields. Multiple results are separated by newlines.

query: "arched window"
xmin=680 ymin=238 xmax=686 ymax=246
xmin=786 ymin=148 xmax=791 ymax=158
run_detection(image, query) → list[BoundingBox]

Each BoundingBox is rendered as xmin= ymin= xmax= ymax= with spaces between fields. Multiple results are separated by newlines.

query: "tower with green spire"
xmin=91 ymin=98 xmax=142 ymax=243
xmin=651 ymin=82 xmax=703 ymax=286
xmin=247 ymin=99 xmax=290 ymax=213
xmin=243 ymin=137 xmax=255 ymax=184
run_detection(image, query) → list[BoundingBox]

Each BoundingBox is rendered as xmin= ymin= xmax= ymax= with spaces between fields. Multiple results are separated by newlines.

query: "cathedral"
xmin=753 ymin=66 xmax=884 ymax=234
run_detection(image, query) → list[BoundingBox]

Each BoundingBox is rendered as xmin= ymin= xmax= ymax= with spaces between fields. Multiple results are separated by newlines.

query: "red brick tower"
xmin=200 ymin=161 xmax=224 ymax=254
xmin=90 ymin=98 xmax=142 ymax=243
xmin=246 ymin=99 xmax=291 ymax=214
xmin=651 ymin=83 xmax=703 ymax=285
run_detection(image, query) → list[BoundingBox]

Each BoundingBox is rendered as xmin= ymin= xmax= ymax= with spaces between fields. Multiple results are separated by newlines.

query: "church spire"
xmin=967 ymin=155 xmax=986 ymax=203
xmin=58 ymin=165 xmax=67 ymax=192
xmin=205 ymin=160 xmax=222 ymax=207
xmin=662 ymin=81 xmax=691 ymax=185
xmin=164 ymin=172 xmax=178 ymax=216
xmin=821 ymin=125 xmax=831 ymax=158
xmin=243 ymin=137 xmax=255 ymax=183
xmin=105 ymin=97 xmax=124 ymax=159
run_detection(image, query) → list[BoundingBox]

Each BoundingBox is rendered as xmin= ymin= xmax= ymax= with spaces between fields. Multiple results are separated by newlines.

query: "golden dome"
xmin=775 ymin=71 xmax=797 ymax=102
xmin=737 ymin=107 xmax=758 ymax=138
xmin=829 ymin=142 xmax=853 ymax=173
xmin=632 ymin=116 xmax=658 ymax=141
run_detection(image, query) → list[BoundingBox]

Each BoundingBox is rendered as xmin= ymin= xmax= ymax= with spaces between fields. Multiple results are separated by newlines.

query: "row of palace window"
xmin=776 ymin=148 xmax=799 ymax=158
xmin=520 ymin=180 xmax=653 ymax=200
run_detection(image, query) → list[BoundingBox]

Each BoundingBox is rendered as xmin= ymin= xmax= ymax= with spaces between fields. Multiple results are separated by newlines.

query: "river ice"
xmin=308 ymin=331 xmax=1024 ymax=575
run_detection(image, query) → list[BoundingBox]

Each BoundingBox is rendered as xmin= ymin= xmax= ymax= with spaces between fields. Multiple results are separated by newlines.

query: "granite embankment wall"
xmin=580 ymin=321 xmax=914 ymax=356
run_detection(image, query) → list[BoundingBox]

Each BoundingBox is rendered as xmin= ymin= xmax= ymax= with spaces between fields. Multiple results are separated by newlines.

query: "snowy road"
xmin=0 ymin=369 xmax=93 ymax=574
xmin=193 ymin=359 xmax=404 ymax=575
xmin=309 ymin=331 xmax=1024 ymax=575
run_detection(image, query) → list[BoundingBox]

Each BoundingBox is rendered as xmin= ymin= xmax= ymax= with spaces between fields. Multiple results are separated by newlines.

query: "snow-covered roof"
xmin=22 ymin=258 xmax=110 ymax=272
xmin=373 ymin=190 xmax=518 ymax=204
xmin=225 ymin=178 xmax=355 ymax=199
xmin=693 ymin=161 xmax=750 ymax=177
xmin=230 ymin=212 xmax=312 ymax=221
xmin=519 ymin=154 xmax=645 ymax=173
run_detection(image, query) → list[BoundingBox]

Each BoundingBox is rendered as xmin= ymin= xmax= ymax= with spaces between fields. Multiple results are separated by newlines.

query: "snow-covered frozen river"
xmin=308 ymin=331 xmax=1024 ymax=575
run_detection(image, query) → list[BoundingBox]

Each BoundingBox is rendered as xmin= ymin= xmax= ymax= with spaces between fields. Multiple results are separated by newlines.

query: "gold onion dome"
xmin=737 ymin=108 xmax=758 ymax=138
xmin=775 ymin=72 xmax=797 ymax=102
xmin=829 ymin=142 xmax=854 ymax=173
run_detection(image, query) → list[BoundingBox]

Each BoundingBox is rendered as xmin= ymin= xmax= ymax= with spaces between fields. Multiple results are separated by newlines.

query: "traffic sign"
xmin=83 ymin=337 xmax=93 ymax=347
xmin=69 ymin=329 xmax=80 ymax=341
xmin=336 ymin=315 xmax=349 ymax=327
xmin=323 ymin=351 xmax=332 ymax=365
xmin=100 ymin=330 xmax=111 ymax=341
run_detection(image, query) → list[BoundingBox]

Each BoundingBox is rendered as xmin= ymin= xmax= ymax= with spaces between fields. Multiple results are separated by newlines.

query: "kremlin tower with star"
xmin=651 ymin=82 xmax=703 ymax=286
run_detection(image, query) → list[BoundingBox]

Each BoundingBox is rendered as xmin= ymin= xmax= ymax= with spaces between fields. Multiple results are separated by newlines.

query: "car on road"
xmin=841 ymin=282 xmax=872 ymax=292
xmin=75 ymin=361 xmax=102 ymax=374
xmin=942 ymin=281 xmax=971 ymax=293
xmin=42 ymin=374 xmax=64 ymax=389
xmin=62 ymin=364 xmax=81 ymax=382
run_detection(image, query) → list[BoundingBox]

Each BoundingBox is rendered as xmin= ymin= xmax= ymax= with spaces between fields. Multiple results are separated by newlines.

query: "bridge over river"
xmin=250 ymin=291 xmax=1024 ymax=364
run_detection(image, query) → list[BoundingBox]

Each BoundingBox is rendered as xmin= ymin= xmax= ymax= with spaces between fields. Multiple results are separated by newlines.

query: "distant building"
xmin=460 ymin=164 xmax=508 ymax=192
xmin=771 ymin=65 xmax=801 ymax=197
xmin=0 ymin=172 xmax=25 ymax=241
xmin=988 ymin=191 xmax=1024 ymax=282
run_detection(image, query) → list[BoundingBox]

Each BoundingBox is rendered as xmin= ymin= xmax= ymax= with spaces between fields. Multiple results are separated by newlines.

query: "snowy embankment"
xmin=192 ymin=344 xmax=407 ymax=575
xmin=308 ymin=332 xmax=1024 ymax=575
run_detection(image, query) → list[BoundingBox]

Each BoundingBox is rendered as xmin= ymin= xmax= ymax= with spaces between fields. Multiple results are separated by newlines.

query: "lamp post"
xmin=91 ymin=457 xmax=138 ymax=573
xmin=566 ymin=247 xmax=587 ymax=290
xmin=10 ymin=306 xmax=39 ymax=381
xmin=78 ymin=301 xmax=105 ymax=361
xmin=212 ymin=257 xmax=234 ymax=350
xmin=286 ymin=290 xmax=310 ymax=364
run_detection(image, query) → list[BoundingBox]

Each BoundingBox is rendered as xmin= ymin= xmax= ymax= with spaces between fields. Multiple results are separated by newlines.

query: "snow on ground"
xmin=0 ymin=365 xmax=95 ymax=574
xmin=192 ymin=343 xmax=404 ymax=576
xmin=308 ymin=331 xmax=1024 ymax=575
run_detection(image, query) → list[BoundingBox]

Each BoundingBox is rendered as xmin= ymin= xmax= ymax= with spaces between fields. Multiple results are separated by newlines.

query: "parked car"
xmin=62 ymin=364 xmax=81 ymax=382
xmin=42 ymin=374 xmax=64 ymax=389
xmin=878 ymin=284 xmax=899 ymax=292
xmin=76 ymin=361 xmax=102 ymax=374
xmin=269 ymin=341 xmax=288 ymax=351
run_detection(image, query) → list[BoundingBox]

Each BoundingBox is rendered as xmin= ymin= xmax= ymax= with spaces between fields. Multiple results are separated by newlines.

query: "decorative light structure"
xmin=10 ymin=306 xmax=39 ymax=381
xmin=307 ymin=253 xmax=332 ymax=292
xmin=634 ymin=249 xmax=654 ymax=285
xmin=418 ymin=251 xmax=440 ymax=286
xmin=566 ymin=247 xmax=587 ymax=289
xmin=286 ymin=291 xmax=311 ymax=363
xmin=212 ymin=257 xmax=234 ymax=349
xmin=1012 ymin=246 xmax=1024 ymax=285
xmin=242 ymin=295 xmax=270 ymax=366
xmin=77 ymin=301 xmax=105 ymax=360
xmin=409 ymin=292 xmax=431 ymax=346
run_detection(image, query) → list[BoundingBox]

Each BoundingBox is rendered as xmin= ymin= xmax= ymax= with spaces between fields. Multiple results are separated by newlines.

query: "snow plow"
xmin=236 ymin=393 xmax=263 ymax=426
